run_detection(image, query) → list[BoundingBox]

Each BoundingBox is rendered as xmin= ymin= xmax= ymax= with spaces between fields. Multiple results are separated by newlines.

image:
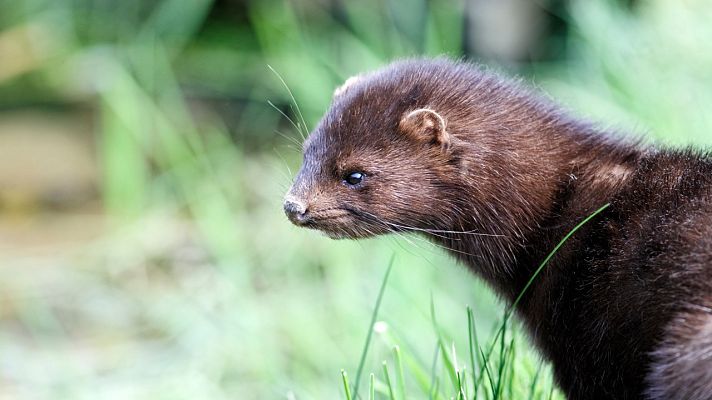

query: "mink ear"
xmin=398 ymin=108 xmax=450 ymax=151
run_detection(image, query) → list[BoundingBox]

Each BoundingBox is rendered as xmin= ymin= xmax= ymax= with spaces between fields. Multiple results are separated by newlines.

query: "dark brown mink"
xmin=283 ymin=58 xmax=712 ymax=400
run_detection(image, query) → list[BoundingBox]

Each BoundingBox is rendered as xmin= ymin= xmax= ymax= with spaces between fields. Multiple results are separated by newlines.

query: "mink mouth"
xmin=341 ymin=207 xmax=402 ymax=233
xmin=298 ymin=210 xmax=354 ymax=237
xmin=302 ymin=213 xmax=350 ymax=228
xmin=300 ymin=207 xmax=390 ymax=239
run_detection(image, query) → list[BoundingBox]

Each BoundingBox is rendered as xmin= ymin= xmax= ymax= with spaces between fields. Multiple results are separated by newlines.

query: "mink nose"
xmin=283 ymin=198 xmax=309 ymax=225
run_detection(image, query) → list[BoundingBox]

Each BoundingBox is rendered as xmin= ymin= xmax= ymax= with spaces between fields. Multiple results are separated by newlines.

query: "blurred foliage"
xmin=541 ymin=0 xmax=712 ymax=146
xmin=0 ymin=0 xmax=710 ymax=398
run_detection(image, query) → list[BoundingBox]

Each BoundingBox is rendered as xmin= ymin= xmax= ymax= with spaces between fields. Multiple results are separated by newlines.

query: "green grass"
xmin=0 ymin=0 xmax=711 ymax=399
xmin=340 ymin=205 xmax=609 ymax=399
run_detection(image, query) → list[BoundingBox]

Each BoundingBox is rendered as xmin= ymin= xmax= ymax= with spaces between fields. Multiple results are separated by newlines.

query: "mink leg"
xmin=645 ymin=308 xmax=712 ymax=400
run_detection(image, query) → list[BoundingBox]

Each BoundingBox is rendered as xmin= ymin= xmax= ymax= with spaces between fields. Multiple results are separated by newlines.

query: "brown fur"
xmin=284 ymin=58 xmax=712 ymax=399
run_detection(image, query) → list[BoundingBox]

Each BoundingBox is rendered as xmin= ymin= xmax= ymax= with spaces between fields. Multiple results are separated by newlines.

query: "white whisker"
xmin=353 ymin=209 xmax=505 ymax=238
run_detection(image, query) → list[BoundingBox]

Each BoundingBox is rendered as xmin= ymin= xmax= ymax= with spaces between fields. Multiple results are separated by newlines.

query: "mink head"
xmin=283 ymin=59 xmax=482 ymax=239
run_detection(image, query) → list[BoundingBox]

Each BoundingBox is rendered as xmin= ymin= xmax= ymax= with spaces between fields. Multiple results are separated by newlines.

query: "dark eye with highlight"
xmin=343 ymin=171 xmax=365 ymax=186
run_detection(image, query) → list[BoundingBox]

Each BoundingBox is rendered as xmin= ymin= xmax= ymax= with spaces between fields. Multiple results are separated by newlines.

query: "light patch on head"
xmin=333 ymin=75 xmax=361 ymax=97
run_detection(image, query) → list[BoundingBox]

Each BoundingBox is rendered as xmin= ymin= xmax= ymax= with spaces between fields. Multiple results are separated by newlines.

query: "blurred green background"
xmin=0 ymin=0 xmax=711 ymax=398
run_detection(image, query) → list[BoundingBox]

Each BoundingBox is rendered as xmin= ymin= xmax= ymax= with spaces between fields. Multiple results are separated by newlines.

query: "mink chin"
xmin=283 ymin=58 xmax=712 ymax=400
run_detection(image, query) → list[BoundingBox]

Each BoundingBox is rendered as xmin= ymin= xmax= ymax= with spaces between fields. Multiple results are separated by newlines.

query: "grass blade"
xmin=494 ymin=319 xmax=506 ymax=399
xmin=353 ymin=254 xmax=396 ymax=398
xmin=394 ymin=345 xmax=406 ymax=400
xmin=370 ymin=373 xmax=375 ymax=400
xmin=342 ymin=369 xmax=353 ymax=400
xmin=528 ymin=360 xmax=544 ymax=400
xmin=467 ymin=306 xmax=479 ymax=399
xmin=456 ymin=367 xmax=466 ymax=400
xmin=479 ymin=347 xmax=496 ymax=399
xmin=429 ymin=342 xmax=440 ymax=400
xmin=431 ymin=377 xmax=441 ymax=400
xmin=507 ymin=337 xmax=516 ymax=399
xmin=383 ymin=361 xmax=396 ymax=400
xmin=430 ymin=296 xmax=458 ymax=391
xmin=496 ymin=337 xmax=515 ymax=399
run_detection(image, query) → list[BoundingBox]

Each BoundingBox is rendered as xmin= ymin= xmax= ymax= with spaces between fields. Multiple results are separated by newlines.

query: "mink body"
xmin=283 ymin=58 xmax=712 ymax=399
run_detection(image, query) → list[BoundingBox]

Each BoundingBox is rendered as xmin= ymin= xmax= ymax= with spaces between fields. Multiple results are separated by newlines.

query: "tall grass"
xmin=342 ymin=205 xmax=609 ymax=399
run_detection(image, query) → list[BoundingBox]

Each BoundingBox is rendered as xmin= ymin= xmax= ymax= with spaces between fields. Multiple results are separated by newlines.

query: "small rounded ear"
xmin=398 ymin=108 xmax=450 ymax=151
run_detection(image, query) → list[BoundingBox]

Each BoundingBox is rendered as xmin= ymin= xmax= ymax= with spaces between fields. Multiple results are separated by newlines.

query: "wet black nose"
xmin=284 ymin=199 xmax=309 ymax=225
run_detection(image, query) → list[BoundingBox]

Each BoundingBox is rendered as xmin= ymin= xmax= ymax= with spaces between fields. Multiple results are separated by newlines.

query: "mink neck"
xmin=429 ymin=118 xmax=642 ymax=302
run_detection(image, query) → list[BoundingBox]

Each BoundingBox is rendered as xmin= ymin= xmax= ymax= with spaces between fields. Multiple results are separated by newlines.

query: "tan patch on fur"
xmin=594 ymin=163 xmax=633 ymax=186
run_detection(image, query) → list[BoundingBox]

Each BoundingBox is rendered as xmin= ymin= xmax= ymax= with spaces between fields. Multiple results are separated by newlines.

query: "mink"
xmin=283 ymin=58 xmax=712 ymax=399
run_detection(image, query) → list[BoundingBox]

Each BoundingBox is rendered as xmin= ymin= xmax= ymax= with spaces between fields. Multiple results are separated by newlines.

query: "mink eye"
xmin=343 ymin=171 xmax=365 ymax=186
